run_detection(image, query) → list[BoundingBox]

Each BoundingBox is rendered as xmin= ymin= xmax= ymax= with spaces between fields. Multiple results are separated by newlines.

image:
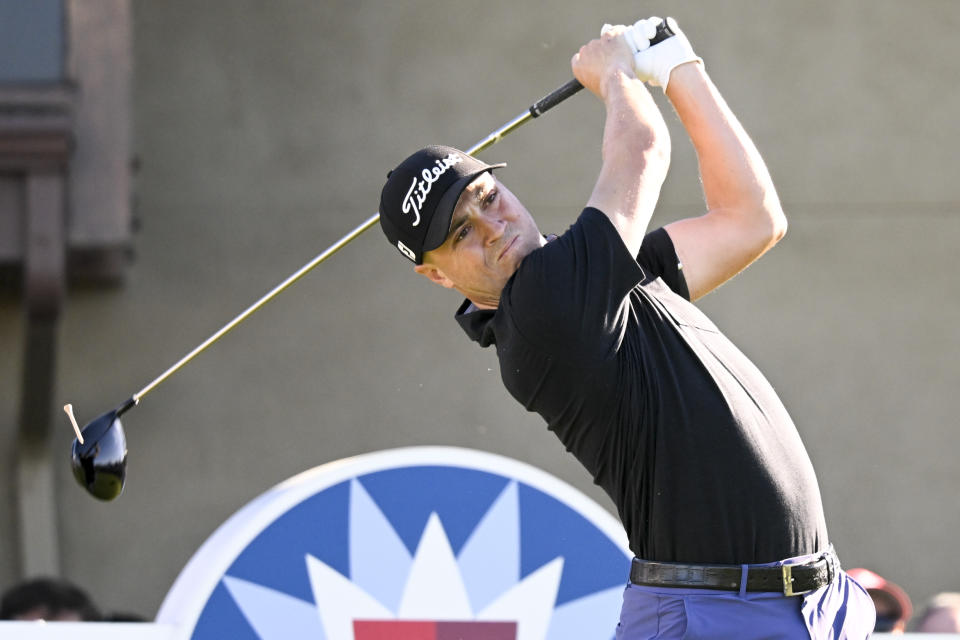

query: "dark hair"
xmin=0 ymin=577 xmax=101 ymax=621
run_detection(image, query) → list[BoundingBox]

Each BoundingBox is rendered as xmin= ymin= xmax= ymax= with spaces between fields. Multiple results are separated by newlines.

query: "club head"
xmin=71 ymin=407 xmax=129 ymax=501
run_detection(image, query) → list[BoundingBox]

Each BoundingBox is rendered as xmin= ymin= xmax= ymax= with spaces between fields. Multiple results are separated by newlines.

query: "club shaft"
xmin=132 ymin=213 xmax=380 ymax=403
xmin=131 ymin=78 xmax=583 ymax=405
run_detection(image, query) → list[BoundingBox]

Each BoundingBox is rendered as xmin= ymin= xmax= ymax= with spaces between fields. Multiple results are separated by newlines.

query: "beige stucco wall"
xmin=1 ymin=0 xmax=957 ymax=620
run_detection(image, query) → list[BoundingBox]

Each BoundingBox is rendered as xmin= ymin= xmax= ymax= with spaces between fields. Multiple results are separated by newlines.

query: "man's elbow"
xmin=752 ymin=188 xmax=787 ymax=248
xmin=769 ymin=202 xmax=787 ymax=246
xmin=741 ymin=201 xmax=786 ymax=255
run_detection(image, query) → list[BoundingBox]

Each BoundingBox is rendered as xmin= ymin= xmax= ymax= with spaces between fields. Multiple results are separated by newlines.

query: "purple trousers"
xmin=616 ymin=550 xmax=876 ymax=639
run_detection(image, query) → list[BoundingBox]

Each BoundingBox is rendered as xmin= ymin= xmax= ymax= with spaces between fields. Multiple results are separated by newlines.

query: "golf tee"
xmin=64 ymin=404 xmax=84 ymax=444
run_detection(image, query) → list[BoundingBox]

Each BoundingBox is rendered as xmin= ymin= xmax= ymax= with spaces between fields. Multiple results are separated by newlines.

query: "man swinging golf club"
xmin=379 ymin=17 xmax=874 ymax=638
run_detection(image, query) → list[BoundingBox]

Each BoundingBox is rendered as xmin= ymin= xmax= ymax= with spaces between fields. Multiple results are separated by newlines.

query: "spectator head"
xmin=915 ymin=592 xmax=960 ymax=633
xmin=847 ymin=568 xmax=912 ymax=634
xmin=0 ymin=577 xmax=101 ymax=622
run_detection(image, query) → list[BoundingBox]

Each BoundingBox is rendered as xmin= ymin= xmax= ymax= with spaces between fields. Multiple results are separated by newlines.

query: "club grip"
xmin=649 ymin=18 xmax=676 ymax=46
xmin=527 ymin=19 xmax=676 ymax=118
xmin=528 ymin=78 xmax=584 ymax=118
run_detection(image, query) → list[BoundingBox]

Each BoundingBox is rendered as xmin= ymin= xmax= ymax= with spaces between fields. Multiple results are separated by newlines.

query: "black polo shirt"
xmin=455 ymin=207 xmax=828 ymax=564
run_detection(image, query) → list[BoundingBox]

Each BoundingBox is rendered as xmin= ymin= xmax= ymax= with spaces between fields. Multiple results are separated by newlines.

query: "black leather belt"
xmin=630 ymin=549 xmax=837 ymax=597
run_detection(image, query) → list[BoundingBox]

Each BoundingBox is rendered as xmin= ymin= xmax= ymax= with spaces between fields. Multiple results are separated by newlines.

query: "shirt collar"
xmin=454 ymin=298 xmax=497 ymax=346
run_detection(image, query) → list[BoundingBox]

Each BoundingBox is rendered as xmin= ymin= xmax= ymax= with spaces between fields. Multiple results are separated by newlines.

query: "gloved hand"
xmin=601 ymin=17 xmax=701 ymax=91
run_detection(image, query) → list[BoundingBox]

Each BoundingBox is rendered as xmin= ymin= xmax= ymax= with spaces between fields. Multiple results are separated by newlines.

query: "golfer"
xmin=379 ymin=17 xmax=874 ymax=638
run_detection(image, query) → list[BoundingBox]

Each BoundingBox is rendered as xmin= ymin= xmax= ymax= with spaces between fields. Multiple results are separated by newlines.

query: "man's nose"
xmin=479 ymin=215 xmax=505 ymax=245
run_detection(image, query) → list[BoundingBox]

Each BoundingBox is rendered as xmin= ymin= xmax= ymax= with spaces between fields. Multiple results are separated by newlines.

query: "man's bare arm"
xmin=663 ymin=62 xmax=788 ymax=301
xmin=571 ymin=30 xmax=671 ymax=258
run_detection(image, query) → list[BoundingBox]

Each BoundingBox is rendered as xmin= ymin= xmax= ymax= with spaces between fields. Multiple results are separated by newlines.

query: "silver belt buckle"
xmin=782 ymin=564 xmax=813 ymax=597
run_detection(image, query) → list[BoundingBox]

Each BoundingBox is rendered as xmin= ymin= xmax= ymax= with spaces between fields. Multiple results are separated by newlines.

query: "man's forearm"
xmin=572 ymin=27 xmax=673 ymax=257
xmin=585 ymin=73 xmax=671 ymax=256
xmin=599 ymin=75 xmax=670 ymax=177
xmin=665 ymin=62 xmax=786 ymax=235
xmin=599 ymin=74 xmax=670 ymax=239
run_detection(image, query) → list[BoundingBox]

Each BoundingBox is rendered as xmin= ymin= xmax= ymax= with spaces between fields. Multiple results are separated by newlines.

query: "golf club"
xmin=67 ymin=21 xmax=677 ymax=501
xmin=66 ymin=78 xmax=586 ymax=501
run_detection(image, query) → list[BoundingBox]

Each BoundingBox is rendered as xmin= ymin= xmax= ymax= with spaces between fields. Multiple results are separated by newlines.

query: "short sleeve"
xmin=502 ymin=208 xmax=644 ymax=362
xmin=637 ymin=227 xmax=690 ymax=301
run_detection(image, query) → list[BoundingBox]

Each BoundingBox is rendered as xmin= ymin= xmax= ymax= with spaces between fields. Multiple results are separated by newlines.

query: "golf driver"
xmin=66 ymin=21 xmax=677 ymax=501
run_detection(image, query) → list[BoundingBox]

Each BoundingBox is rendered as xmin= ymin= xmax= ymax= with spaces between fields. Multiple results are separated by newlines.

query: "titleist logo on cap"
xmin=401 ymin=152 xmax=464 ymax=227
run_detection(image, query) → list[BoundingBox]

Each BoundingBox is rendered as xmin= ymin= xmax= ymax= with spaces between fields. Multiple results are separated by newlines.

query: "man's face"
xmin=414 ymin=172 xmax=544 ymax=308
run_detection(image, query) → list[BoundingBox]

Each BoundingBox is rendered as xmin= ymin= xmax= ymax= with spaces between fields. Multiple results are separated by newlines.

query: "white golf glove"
xmin=601 ymin=16 xmax=702 ymax=91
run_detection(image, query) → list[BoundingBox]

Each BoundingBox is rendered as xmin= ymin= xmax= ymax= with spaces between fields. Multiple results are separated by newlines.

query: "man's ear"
xmin=413 ymin=263 xmax=456 ymax=289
